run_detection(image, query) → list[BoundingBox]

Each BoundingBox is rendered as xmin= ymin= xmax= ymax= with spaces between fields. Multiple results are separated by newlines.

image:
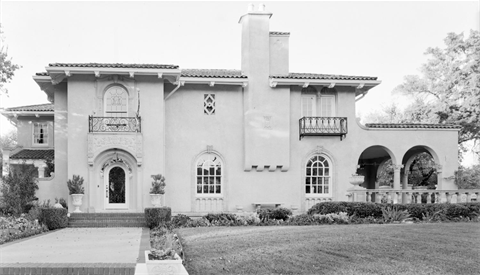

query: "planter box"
xmin=145 ymin=250 xmax=186 ymax=275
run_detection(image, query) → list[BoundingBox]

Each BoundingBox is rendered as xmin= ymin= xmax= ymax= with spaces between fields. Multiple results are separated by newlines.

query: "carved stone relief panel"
xmin=88 ymin=133 xmax=143 ymax=166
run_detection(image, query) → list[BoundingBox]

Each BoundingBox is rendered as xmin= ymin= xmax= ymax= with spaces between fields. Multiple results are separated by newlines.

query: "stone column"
xmin=436 ymin=164 xmax=443 ymax=190
xmin=1 ymin=148 xmax=12 ymax=176
xmin=33 ymin=160 xmax=47 ymax=179
xmin=393 ymin=165 xmax=403 ymax=190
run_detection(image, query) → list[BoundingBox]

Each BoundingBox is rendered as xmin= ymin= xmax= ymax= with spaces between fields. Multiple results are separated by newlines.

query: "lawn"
xmin=178 ymin=223 xmax=480 ymax=275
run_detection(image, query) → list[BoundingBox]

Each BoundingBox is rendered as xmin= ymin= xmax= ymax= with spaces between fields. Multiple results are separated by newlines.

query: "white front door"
xmin=105 ymin=165 xmax=129 ymax=209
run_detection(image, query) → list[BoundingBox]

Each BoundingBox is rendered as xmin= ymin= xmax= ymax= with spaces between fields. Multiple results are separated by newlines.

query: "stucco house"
xmin=1 ymin=6 xmax=462 ymax=214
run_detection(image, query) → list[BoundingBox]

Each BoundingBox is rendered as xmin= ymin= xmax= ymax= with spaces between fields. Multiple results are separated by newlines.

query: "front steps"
xmin=68 ymin=213 xmax=146 ymax=227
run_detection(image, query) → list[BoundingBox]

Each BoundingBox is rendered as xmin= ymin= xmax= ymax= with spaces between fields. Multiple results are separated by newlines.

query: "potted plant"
xmin=150 ymin=174 xmax=166 ymax=207
xmin=67 ymin=175 xmax=85 ymax=213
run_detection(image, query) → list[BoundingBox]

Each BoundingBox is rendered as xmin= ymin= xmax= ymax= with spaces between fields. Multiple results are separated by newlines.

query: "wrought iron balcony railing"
xmin=89 ymin=116 xmax=141 ymax=133
xmin=299 ymin=117 xmax=347 ymax=140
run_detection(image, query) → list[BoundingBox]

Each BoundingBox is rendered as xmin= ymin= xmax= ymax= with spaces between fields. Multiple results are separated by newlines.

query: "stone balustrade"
xmin=347 ymin=189 xmax=479 ymax=204
xmin=195 ymin=197 xmax=224 ymax=212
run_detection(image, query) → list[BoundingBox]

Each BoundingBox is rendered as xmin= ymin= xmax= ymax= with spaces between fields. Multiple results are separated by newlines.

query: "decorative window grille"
xmin=33 ymin=123 xmax=48 ymax=145
xmin=305 ymin=155 xmax=332 ymax=194
xmin=196 ymin=154 xmax=222 ymax=194
xmin=105 ymin=86 xmax=128 ymax=117
xmin=204 ymin=94 xmax=215 ymax=115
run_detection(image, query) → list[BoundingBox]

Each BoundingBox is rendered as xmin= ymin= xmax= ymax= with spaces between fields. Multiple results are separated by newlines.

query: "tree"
xmin=0 ymin=24 xmax=21 ymax=95
xmin=455 ymin=165 xmax=480 ymax=189
xmin=1 ymin=163 xmax=39 ymax=215
xmin=394 ymin=30 xmax=480 ymax=150
xmin=0 ymin=130 xmax=17 ymax=174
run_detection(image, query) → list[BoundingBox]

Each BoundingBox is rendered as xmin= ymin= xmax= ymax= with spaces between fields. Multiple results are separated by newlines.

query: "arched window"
xmin=305 ymin=155 xmax=332 ymax=195
xmin=196 ymin=154 xmax=222 ymax=195
xmin=104 ymin=86 xmax=128 ymax=117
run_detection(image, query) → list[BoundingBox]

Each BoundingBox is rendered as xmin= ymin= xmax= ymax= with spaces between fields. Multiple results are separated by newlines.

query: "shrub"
xmin=55 ymin=198 xmax=68 ymax=210
xmin=145 ymin=207 xmax=172 ymax=229
xmin=150 ymin=174 xmax=166 ymax=195
xmin=41 ymin=208 xmax=68 ymax=230
xmin=150 ymin=225 xmax=183 ymax=260
xmin=67 ymin=175 xmax=84 ymax=195
xmin=307 ymin=201 xmax=349 ymax=215
xmin=257 ymin=207 xmax=292 ymax=221
xmin=444 ymin=204 xmax=471 ymax=219
xmin=0 ymin=215 xmax=49 ymax=245
xmin=457 ymin=202 xmax=480 ymax=217
xmin=381 ymin=205 xmax=411 ymax=223
xmin=170 ymin=214 xmax=192 ymax=228
xmin=240 ymin=212 xmax=261 ymax=225
xmin=0 ymin=164 xmax=39 ymax=215
xmin=203 ymin=213 xmax=238 ymax=223
xmin=287 ymin=214 xmax=317 ymax=225
xmin=346 ymin=202 xmax=383 ymax=218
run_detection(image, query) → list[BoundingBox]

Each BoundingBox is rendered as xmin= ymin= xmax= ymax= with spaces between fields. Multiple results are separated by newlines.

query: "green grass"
xmin=178 ymin=223 xmax=480 ymax=275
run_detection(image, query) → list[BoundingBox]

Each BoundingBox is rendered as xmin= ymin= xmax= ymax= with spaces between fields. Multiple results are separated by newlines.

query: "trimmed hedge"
xmin=41 ymin=208 xmax=68 ymax=230
xmin=145 ymin=207 xmax=172 ymax=229
xmin=308 ymin=202 xmax=480 ymax=221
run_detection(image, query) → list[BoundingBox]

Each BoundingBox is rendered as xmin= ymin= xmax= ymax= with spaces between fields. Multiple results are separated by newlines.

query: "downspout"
xmin=165 ymin=80 xmax=182 ymax=101
xmin=355 ymin=90 xmax=369 ymax=102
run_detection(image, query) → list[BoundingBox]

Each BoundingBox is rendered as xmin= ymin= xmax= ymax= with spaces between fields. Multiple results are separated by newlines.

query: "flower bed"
xmin=0 ymin=214 xmax=49 ymax=245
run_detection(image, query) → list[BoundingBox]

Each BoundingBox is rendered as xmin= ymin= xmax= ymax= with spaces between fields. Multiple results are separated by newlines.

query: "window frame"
xmin=305 ymin=155 xmax=333 ymax=197
xmin=32 ymin=122 xmax=49 ymax=147
xmin=195 ymin=154 xmax=223 ymax=197
xmin=104 ymin=85 xmax=129 ymax=117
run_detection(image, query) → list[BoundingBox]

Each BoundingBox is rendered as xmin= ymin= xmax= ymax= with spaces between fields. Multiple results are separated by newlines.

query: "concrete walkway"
xmin=0 ymin=228 xmax=148 ymax=264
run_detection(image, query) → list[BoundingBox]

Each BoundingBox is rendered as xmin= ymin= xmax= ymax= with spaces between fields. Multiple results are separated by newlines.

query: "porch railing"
xmin=88 ymin=116 xmax=141 ymax=133
xmin=347 ymin=189 xmax=480 ymax=204
xmin=299 ymin=117 xmax=347 ymax=140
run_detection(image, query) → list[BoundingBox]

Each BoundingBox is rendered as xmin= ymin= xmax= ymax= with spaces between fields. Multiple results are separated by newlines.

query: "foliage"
xmin=286 ymin=214 xmax=316 ymax=225
xmin=67 ymin=175 xmax=84 ymax=195
xmin=307 ymin=201 xmax=349 ymax=215
xmin=0 ymin=130 xmax=18 ymax=173
xmin=313 ymin=212 xmax=350 ymax=224
xmin=150 ymin=174 xmax=166 ymax=194
xmin=149 ymin=226 xmax=183 ymax=260
xmin=204 ymin=213 xmax=244 ymax=226
xmin=0 ymin=163 xmax=38 ymax=215
xmin=145 ymin=207 xmax=172 ymax=229
xmin=257 ymin=207 xmax=292 ymax=221
xmin=44 ymin=155 xmax=55 ymax=177
xmin=0 ymin=24 xmax=21 ymax=95
xmin=55 ymin=197 xmax=68 ymax=209
xmin=308 ymin=202 xmax=384 ymax=218
xmin=0 ymin=214 xmax=48 ymax=245
xmin=394 ymin=31 xmax=480 ymax=151
xmin=455 ymin=165 xmax=480 ymax=189
xmin=170 ymin=214 xmax=192 ymax=228
xmin=381 ymin=205 xmax=411 ymax=223
xmin=40 ymin=208 xmax=68 ymax=230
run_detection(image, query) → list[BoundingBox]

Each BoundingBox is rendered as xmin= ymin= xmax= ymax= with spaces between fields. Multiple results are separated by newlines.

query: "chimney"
xmin=239 ymin=4 xmax=273 ymax=78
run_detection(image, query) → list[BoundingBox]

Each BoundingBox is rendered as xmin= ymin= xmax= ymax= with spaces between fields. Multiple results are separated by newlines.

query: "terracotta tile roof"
xmin=10 ymin=149 xmax=54 ymax=160
xmin=272 ymin=73 xmax=378 ymax=81
xmin=365 ymin=123 xmax=462 ymax=129
xmin=4 ymin=103 xmax=54 ymax=112
xmin=181 ymin=69 xmax=247 ymax=78
xmin=270 ymin=31 xmax=290 ymax=35
xmin=48 ymin=63 xmax=179 ymax=69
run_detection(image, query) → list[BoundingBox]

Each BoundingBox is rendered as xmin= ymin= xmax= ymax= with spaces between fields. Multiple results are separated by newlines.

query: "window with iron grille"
xmin=204 ymin=94 xmax=215 ymax=115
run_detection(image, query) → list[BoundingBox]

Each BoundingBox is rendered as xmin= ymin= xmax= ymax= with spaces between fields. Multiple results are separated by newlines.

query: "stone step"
xmin=68 ymin=213 xmax=147 ymax=228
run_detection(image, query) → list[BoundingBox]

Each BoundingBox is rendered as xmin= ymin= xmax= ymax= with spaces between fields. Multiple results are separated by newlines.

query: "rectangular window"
xmin=301 ymin=95 xmax=316 ymax=117
xmin=204 ymin=94 xmax=215 ymax=115
xmin=320 ymin=96 xmax=335 ymax=117
xmin=33 ymin=123 xmax=48 ymax=145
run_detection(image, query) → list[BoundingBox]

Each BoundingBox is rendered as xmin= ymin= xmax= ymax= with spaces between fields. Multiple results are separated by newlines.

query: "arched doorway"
xmin=105 ymin=165 xmax=129 ymax=209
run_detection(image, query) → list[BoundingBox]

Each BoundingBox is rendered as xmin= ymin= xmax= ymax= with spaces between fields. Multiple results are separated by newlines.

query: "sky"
xmin=0 ymin=0 xmax=479 ymax=163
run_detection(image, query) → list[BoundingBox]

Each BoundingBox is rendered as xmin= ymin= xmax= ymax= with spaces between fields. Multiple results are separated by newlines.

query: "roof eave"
xmin=269 ymin=78 xmax=382 ymax=90
xmin=180 ymin=77 xmax=248 ymax=87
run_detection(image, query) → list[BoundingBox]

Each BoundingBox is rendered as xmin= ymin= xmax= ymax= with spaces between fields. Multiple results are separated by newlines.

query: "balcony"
xmin=88 ymin=116 xmax=141 ymax=133
xmin=299 ymin=117 xmax=347 ymax=140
